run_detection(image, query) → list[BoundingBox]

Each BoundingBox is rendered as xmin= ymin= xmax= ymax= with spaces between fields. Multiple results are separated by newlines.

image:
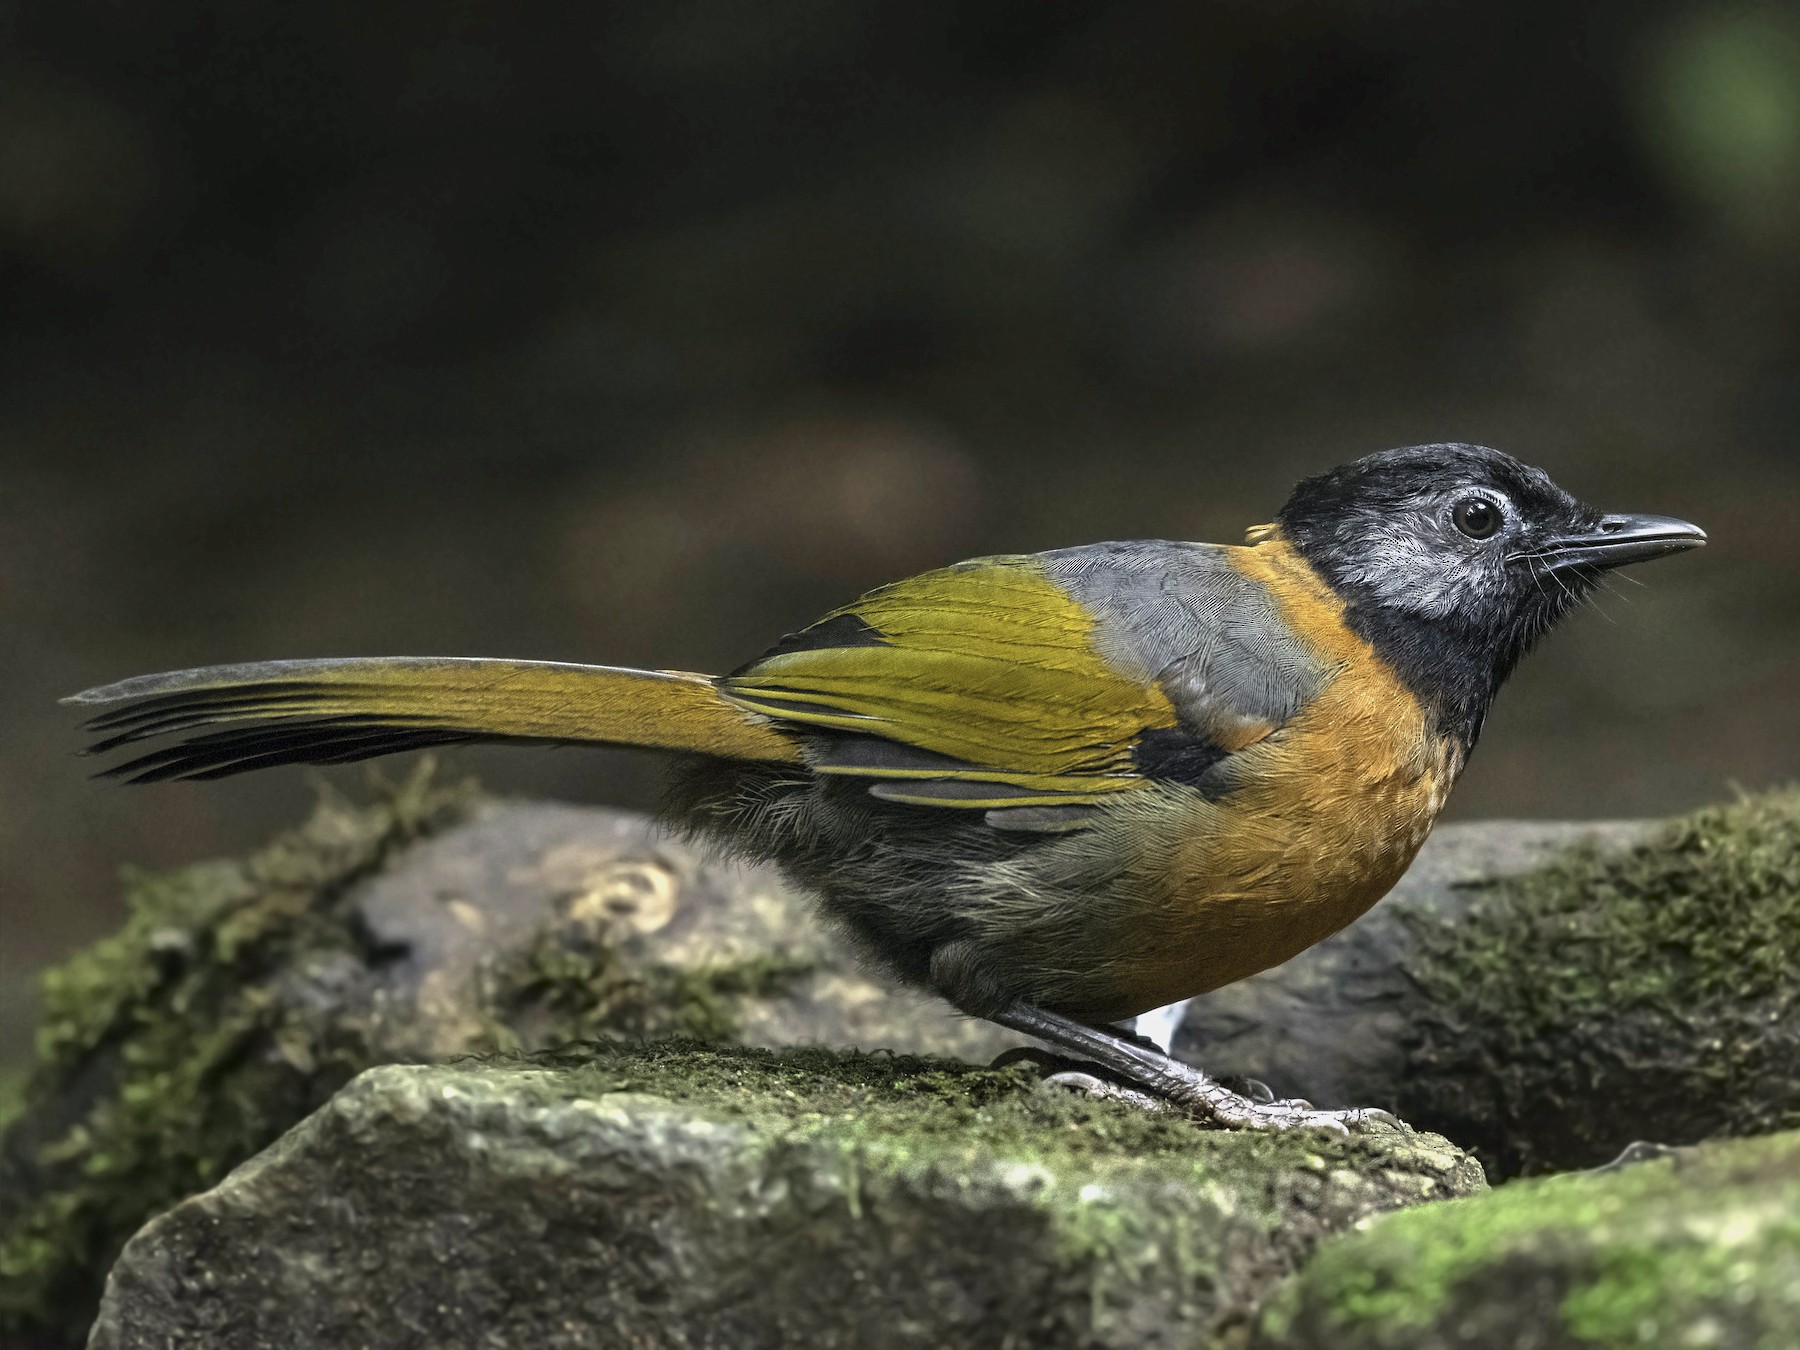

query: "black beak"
xmin=1519 ymin=513 xmax=1708 ymax=572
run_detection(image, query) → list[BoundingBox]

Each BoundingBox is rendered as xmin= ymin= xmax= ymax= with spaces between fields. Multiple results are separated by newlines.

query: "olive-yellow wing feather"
xmin=722 ymin=558 xmax=1181 ymax=808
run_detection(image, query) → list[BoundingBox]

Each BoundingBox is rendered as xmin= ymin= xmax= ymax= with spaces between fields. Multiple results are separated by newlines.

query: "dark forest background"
xmin=4 ymin=1 xmax=1799 ymax=1074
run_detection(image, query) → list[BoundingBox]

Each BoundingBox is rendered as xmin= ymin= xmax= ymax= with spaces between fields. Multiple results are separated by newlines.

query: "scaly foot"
xmin=1046 ymin=1066 xmax=1399 ymax=1134
xmin=985 ymin=999 xmax=1400 ymax=1134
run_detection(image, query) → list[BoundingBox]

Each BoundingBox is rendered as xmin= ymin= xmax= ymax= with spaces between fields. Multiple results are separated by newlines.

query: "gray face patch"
xmin=1039 ymin=541 xmax=1327 ymax=737
xmin=1325 ymin=489 xmax=1516 ymax=621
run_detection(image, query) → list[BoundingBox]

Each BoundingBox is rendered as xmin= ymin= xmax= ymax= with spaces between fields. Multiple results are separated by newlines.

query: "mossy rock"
xmin=1183 ymin=790 xmax=1800 ymax=1177
xmin=1397 ymin=789 xmax=1800 ymax=1176
xmin=0 ymin=772 xmax=1012 ymax=1348
xmin=19 ymin=781 xmax=1800 ymax=1345
xmin=87 ymin=1044 xmax=1484 ymax=1350
xmin=0 ymin=766 xmax=475 ymax=1348
xmin=1252 ymin=1130 xmax=1800 ymax=1349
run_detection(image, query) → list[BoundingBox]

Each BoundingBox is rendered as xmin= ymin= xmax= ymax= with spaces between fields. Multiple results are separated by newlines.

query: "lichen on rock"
xmin=87 ymin=1044 xmax=1486 ymax=1350
xmin=0 ymin=782 xmax=1011 ymax=1348
xmin=482 ymin=905 xmax=816 ymax=1047
xmin=0 ymin=763 xmax=475 ymax=1345
xmin=17 ymin=781 xmax=1800 ymax=1347
xmin=1252 ymin=1128 xmax=1800 ymax=1349
xmin=1394 ymin=787 xmax=1800 ymax=1176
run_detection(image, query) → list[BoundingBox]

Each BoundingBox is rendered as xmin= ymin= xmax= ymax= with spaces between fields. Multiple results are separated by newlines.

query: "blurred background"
xmin=3 ymin=0 xmax=1798 ymax=1077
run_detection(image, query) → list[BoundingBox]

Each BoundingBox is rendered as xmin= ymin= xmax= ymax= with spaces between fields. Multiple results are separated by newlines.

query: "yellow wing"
xmin=721 ymin=557 xmax=1182 ymax=814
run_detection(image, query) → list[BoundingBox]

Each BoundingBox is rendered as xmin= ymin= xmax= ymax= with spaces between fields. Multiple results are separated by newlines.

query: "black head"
xmin=1276 ymin=443 xmax=1705 ymax=751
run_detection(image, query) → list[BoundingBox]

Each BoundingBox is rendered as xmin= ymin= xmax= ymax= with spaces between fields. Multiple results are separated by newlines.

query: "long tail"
xmin=65 ymin=657 xmax=803 ymax=783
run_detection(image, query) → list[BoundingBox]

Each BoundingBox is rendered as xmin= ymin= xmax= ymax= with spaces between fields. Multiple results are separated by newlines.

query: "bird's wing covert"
xmin=722 ymin=545 xmax=1326 ymax=827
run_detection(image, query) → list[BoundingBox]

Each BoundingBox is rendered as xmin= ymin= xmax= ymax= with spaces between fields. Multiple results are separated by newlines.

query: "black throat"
xmin=1331 ymin=599 xmax=1510 ymax=757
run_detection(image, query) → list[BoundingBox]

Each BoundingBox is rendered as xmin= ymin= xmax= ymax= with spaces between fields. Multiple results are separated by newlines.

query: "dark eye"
xmin=1452 ymin=496 xmax=1502 ymax=540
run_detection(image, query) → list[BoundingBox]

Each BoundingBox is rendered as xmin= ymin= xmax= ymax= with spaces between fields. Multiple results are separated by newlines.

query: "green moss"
xmin=87 ymin=1047 xmax=1474 ymax=1349
xmin=2 ymin=779 xmax=846 ymax=1348
xmin=514 ymin=1036 xmax=1425 ymax=1216
xmin=1435 ymin=787 xmax=1800 ymax=1009
xmin=658 ymin=956 xmax=816 ymax=1041
xmin=533 ymin=1037 xmax=1218 ymax=1158
xmin=1256 ymin=1131 xmax=1800 ymax=1348
xmin=1555 ymin=1140 xmax=1800 ymax=1347
xmin=490 ymin=925 xmax=813 ymax=1047
xmin=1397 ymin=787 xmax=1800 ymax=1175
xmin=1275 ymin=1162 xmax=1676 ymax=1333
xmin=0 ymin=762 xmax=475 ymax=1347
xmin=480 ymin=1039 xmax=1471 ymax=1338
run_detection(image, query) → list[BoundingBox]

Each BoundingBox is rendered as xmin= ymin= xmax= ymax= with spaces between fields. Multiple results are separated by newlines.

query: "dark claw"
xmin=988 ymin=1045 xmax=1070 ymax=1074
xmin=1219 ymin=1074 xmax=1276 ymax=1104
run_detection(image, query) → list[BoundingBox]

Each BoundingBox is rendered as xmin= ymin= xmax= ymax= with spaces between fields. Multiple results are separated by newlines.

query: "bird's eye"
xmin=1452 ymin=497 xmax=1502 ymax=540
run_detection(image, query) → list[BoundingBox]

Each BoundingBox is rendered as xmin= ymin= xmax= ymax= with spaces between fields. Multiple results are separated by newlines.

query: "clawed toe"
xmin=989 ymin=1045 xmax=1074 ymax=1074
xmin=1209 ymin=1096 xmax=1401 ymax=1134
xmin=1156 ymin=1072 xmax=1401 ymax=1134
xmin=986 ymin=1004 xmax=1402 ymax=1136
xmin=1220 ymin=1074 xmax=1277 ymax=1105
xmin=1043 ymin=1064 xmax=1400 ymax=1135
xmin=1044 ymin=1070 xmax=1172 ymax=1113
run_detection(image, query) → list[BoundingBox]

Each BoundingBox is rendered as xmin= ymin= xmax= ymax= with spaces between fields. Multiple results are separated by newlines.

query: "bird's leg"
xmin=1123 ymin=999 xmax=1278 ymax=1101
xmin=1129 ymin=998 xmax=1192 ymax=1055
xmin=986 ymin=1001 xmax=1399 ymax=1134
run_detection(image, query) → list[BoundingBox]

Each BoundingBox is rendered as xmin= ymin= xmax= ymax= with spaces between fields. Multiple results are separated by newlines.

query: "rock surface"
xmin=13 ymin=783 xmax=1800 ymax=1346
xmin=2 ymin=795 xmax=1635 ymax=1347
xmin=1252 ymin=1129 xmax=1800 ymax=1349
xmin=0 ymin=773 xmax=1011 ymax=1347
xmin=348 ymin=788 xmax=1014 ymax=1063
xmin=87 ymin=1046 xmax=1485 ymax=1350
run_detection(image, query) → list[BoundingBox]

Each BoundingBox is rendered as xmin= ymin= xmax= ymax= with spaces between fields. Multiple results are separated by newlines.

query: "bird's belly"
xmin=1097 ymin=684 xmax=1459 ymax=1020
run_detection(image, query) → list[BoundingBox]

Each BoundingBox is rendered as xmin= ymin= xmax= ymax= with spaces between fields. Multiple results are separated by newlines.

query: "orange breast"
xmin=1100 ymin=537 xmax=1461 ymax=1018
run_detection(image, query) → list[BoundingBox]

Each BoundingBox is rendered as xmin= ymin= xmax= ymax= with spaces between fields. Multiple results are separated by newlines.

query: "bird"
xmin=66 ymin=443 xmax=1706 ymax=1131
